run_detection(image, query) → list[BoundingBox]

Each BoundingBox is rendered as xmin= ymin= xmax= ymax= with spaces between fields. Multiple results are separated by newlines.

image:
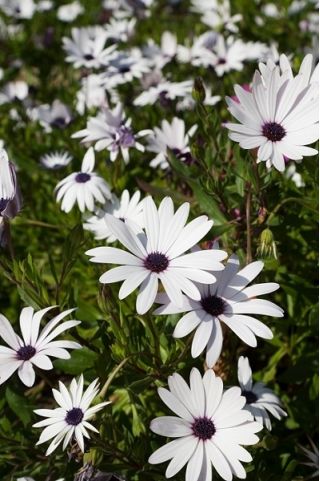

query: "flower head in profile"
xmin=33 ymin=375 xmax=110 ymax=455
xmin=40 ymin=151 xmax=72 ymax=170
xmin=149 ymin=368 xmax=262 ymax=481
xmin=0 ymin=306 xmax=81 ymax=387
xmin=237 ymin=356 xmax=287 ymax=430
xmin=102 ymin=49 xmax=151 ymax=88
xmin=155 ymin=254 xmax=283 ymax=367
xmin=146 ymin=117 xmax=197 ymax=169
xmin=0 ymin=80 xmax=29 ymax=105
xmin=84 ymin=190 xmax=144 ymax=242
xmin=62 ymin=27 xmax=116 ymax=68
xmin=72 ymin=104 xmax=150 ymax=164
xmin=57 ymin=1 xmax=84 ymax=22
xmin=29 ymin=100 xmax=72 ymax=132
xmin=134 ymin=80 xmax=193 ymax=107
xmin=0 ymin=148 xmax=22 ymax=220
xmin=55 ymin=148 xmax=111 ymax=213
xmin=226 ymin=53 xmax=319 ymax=171
xmin=86 ymin=196 xmax=227 ymax=314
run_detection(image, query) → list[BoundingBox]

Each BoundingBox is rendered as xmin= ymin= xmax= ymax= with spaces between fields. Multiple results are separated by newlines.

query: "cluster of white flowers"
xmin=0 ymin=0 xmax=318 ymax=479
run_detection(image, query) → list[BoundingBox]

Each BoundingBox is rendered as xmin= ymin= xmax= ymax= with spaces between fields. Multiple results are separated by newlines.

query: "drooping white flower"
xmin=86 ymin=196 xmax=227 ymax=314
xmin=105 ymin=18 xmax=136 ymax=43
xmin=62 ymin=27 xmax=116 ymax=69
xmin=226 ymin=54 xmax=319 ymax=171
xmin=154 ymin=254 xmax=283 ymax=368
xmin=33 ymin=375 xmax=110 ymax=455
xmin=72 ymin=104 xmax=150 ymax=164
xmin=134 ymin=79 xmax=193 ymax=106
xmin=0 ymin=148 xmax=21 ymax=220
xmin=149 ymin=368 xmax=262 ymax=481
xmin=57 ymin=1 xmax=84 ymax=22
xmin=0 ymin=306 xmax=81 ymax=387
xmin=84 ymin=190 xmax=144 ymax=242
xmin=143 ymin=31 xmax=177 ymax=69
xmin=55 ymin=148 xmax=111 ymax=213
xmin=237 ymin=356 xmax=287 ymax=430
xmin=40 ymin=151 xmax=72 ymax=170
xmin=146 ymin=117 xmax=197 ymax=169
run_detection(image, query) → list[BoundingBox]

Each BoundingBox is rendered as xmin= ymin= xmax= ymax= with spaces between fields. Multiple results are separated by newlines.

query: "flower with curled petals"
xmin=0 ymin=306 xmax=81 ymax=387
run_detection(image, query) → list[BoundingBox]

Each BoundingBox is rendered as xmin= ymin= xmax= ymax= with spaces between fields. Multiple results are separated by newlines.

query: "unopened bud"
xmin=192 ymin=77 xmax=206 ymax=103
xmin=257 ymin=206 xmax=267 ymax=224
xmin=257 ymin=228 xmax=277 ymax=259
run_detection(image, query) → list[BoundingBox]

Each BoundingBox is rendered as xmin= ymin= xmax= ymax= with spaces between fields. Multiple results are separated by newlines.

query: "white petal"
xmin=191 ymin=316 xmax=213 ymax=358
xmin=0 ymin=314 xmax=21 ymax=349
xmin=31 ymin=354 xmax=53 ymax=370
xmin=205 ymin=318 xmax=223 ymax=368
xmin=206 ymin=441 xmax=233 ymax=481
xmin=238 ymin=356 xmax=253 ymax=391
xmin=136 ymin=274 xmax=158 ymax=314
xmin=150 ymin=416 xmax=192 ymax=437
xmin=186 ymin=441 xmax=204 ymax=481
xmin=165 ymin=437 xmax=199 ymax=478
xmin=173 ymin=310 xmax=203 ymax=338
xmin=18 ymin=361 xmax=35 ymax=387
xmin=157 ymin=387 xmax=194 ymax=422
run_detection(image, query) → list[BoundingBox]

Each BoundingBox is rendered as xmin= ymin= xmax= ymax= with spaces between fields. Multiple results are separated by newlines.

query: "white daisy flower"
xmin=0 ymin=306 xmax=81 ymax=387
xmin=0 ymin=148 xmax=21 ymax=220
xmin=62 ymin=27 xmax=116 ymax=69
xmin=143 ymin=31 xmax=177 ymax=69
xmin=134 ymin=80 xmax=193 ymax=107
xmin=40 ymin=151 xmax=72 ymax=170
xmin=0 ymin=80 xmax=28 ymax=105
xmin=237 ymin=356 xmax=287 ymax=430
xmin=149 ymin=368 xmax=262 ymax=481
xmin=102 ymin=49 xmax=151 ymax=88
xmin=86 ymin=196 xmax=227 ymax=314
xmin=33 ymin=375 xmax=110 ymax=455
xmin=0 ymin=0 xmax=35 ymax=19
xmin=105 ymin=18 xmax=136 ymax=43
xmin=300 ymin=437 xmax=319 ymax=479
xmin=177 ymin=31 xmax=218 ymax=66
xmin=84 ymin=190 xmax=144 ymax=242
xmin=57 ymin=1 xmax=84 ymax=22
xmin=154 ymin=254 xmax=283 ymax=368
xmin=55 ymin=148 xmax=111 ymax=213
xmin=226 ymin=54 xmax=319 ymax=171
xmin=191 ymin=0 xmax=242 ymax=33
xmin=28 ymin=100 xmax=72 ymax=132
xmin=72 ymin=104 xmax=150 ymax=164
xmin=146 ymin=117 xmax=197 ymax=169
xmin=75 ymin=74 xmax=109 ymax=115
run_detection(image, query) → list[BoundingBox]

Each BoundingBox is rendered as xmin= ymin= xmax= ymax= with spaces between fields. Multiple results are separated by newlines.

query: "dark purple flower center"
xmin=84 ymin=54 xmax=94 ymax=61
xmin=117 ymin=126 xmax=135 ymax=148
xmin=17 ymin=345 xmax=36 ymax=361
xmin=118 ymin=65 xmax=131 ymax=74
xmin=0 ymin=198 xmax=9 ymax=213
xmin=51 ymin=116 xmax=68 ymax=128
xmin=144 ymin=252 xmax=169 ymax=273
xmin=201 ymin=295 xmax=226 ymax=317
xmin=217 ymin=57 xmax=227 ymax=65
xmin=65 ymin=407 xmax=84 ymax=426
xmin=262 ymin=122 xmax=286 ymax=142
xmin=192 ymin=417 xmax=216 ymax=440
xmin=172 ymin=148 xmax=196 ymax=165
xmin=75 ymin=172 xmax=91 ymax=183
xmin=242 ymin=390 xmax=258 ymax=404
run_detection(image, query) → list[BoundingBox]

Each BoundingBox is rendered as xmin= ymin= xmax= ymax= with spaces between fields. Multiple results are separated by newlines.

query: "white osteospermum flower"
xmin=55 ymin=148 xmax=111 ymax=213
xmin=28 ymin=100 xmax=72 ymax=132
xmin=105 ymin=18 xmax=136 ymax=43
xmin=102 ymin=49 xmax=151 ymax=88
xmin=62 ymin=27 xmax=116 ymax=69
xmin=134 ymin=80 xmax=193 ymax=106
xmin=149 ymin=368 xmax=262 ymax=481
xmin=143 ymin=31 xmax=177 ymax=69
xmin=0 ymin=0 xmax=35 ymax=18
xmin=72 ymin=104 xmax=150 ymax=164
xmin=146 ymin=117 xmax=197 ymax=169
xmin=0 ymin=306 xmax=81 ymax=387
xmin=191 ymin=0 xmax=242 ymax=33
xmin=76 ymin=74 xmax=109 ymax=115
xmin=237 ymin=356 xmax=287 ymax=430
xmin=57 ymin=1 xmax=84 ymax=22
xmin=40 ymin=151 xmax=72 ymax=170
xmin=84 ymin=190 xmax=144 ymax=242
xmin=33 ymin=375 xmax=110 ymax=455
xmin=226 ymin=54 xmax=319 ymax=172
xmin=0 ymin=80 xmax=29 ymax=105
xmin=154 ymin=254 xmax=283 ymax=367
xmin=86 ymin=196 xmax=227 ymax=314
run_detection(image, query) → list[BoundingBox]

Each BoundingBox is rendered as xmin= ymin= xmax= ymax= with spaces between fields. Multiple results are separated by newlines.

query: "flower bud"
xmin=257 ymin=228 xmax=277 ymax=259
xmin=192 ymin=77 xmax=206 ymax=103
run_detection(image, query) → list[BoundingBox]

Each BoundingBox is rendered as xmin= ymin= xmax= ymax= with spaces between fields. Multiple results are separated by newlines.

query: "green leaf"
xmin=5 ymin=388 xmax=32 ymax=427
xmin=54 ymin=348 xmax=97 ymax=375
